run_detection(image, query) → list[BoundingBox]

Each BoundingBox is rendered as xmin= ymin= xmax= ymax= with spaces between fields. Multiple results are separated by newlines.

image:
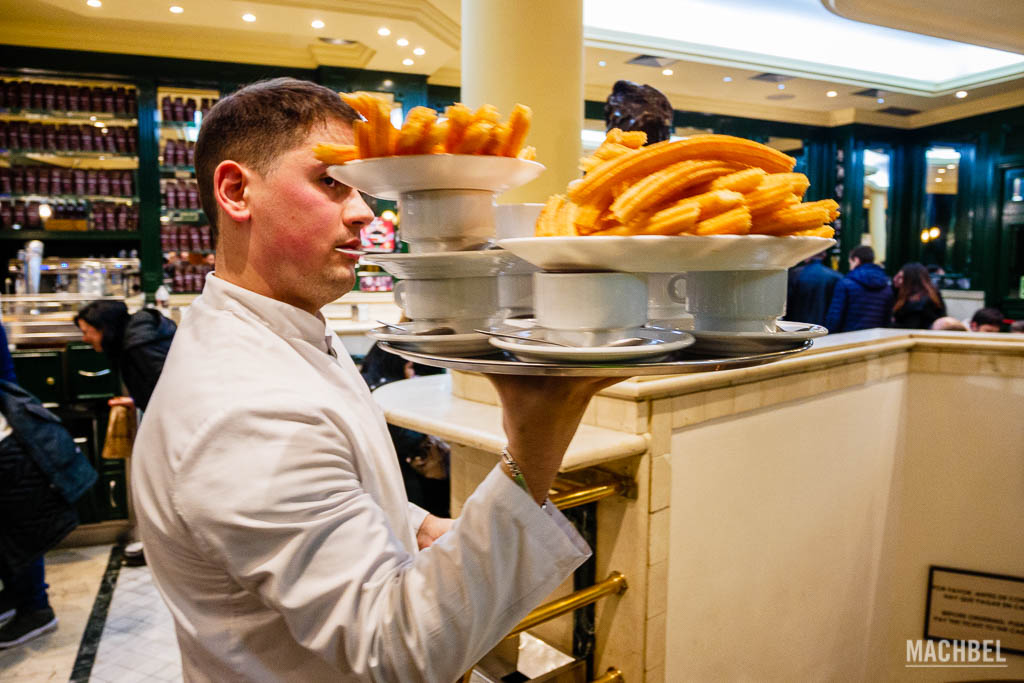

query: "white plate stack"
xmin=327 ymin=155 xmax=544 ymax=355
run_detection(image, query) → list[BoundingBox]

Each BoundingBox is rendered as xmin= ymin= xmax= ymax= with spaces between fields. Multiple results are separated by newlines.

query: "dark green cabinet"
xmin=13 ymin=344 xmax=129 ymax=523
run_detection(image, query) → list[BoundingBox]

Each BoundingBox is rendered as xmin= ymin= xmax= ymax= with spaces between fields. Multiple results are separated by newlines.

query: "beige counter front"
xmin=373 ymin=330 xmax=1024 ymax=682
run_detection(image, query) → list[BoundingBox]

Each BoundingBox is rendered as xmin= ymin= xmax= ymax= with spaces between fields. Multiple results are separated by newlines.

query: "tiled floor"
xmin=0 ymin=546 xmax=181 ymax=683
xmin=88 ymin=565 xmax=181 ymax=683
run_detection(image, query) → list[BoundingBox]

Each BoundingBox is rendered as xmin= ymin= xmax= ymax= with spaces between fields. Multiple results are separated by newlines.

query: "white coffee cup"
xmin=685 ymin=269 xmax=787 ymax=332
xmin=534 ymin=272 xmax=647 ymax=345
xmin=393 ymin=276 xmax=500 ymax=325
xmin=495 ymin=203 xmax=544 ymax=240
xmin=646 ymin=273 xmax=687 ymax=319
xmin=399 ymin=190 xmax=495 ymax=251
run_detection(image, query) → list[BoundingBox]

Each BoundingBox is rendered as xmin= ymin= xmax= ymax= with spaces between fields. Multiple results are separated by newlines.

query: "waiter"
xmin=131 ymin=78 xmax=616 ymax=681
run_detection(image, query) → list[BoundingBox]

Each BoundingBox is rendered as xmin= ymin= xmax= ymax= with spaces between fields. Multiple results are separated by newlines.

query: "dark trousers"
xmin=1 ymin=557 xmax=49 ymax=612
xmin=0 ymin=433 xmax=75 ymax=600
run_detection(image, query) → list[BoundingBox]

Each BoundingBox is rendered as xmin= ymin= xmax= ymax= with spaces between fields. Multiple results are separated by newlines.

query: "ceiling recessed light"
xmin=413 ymin=47 xmax=425 ymax=56
xmin=396 ymin=38 xmax=409 ymax=47
xmin=377 ymin=27 xmax=390 ymax=36
xmin=311 ymin=19 xmax=324 ymax=29
xmin=722 ymin=76 xmax=732 ymax=83
xmin=955 ymin=90 xmax=968 ymax=99
xmin=402 ymin=58 xmax=414 ymax=66
xmin=777 ymin=83 xmax=785 ymax=90
xmin=242 ymin=13 xmax=255 ymax=22
xmin=826 ymin=90 xmax=838 ymax=97
xmin=169 ymin=5 xmax=183 ymax=13
xmin=382 ymin=79 xmax=393 ymax=88
xmin=947 ymin=163 xmax=956 ymax=169
xmin=598 ymin=60 xmax=607 ymax=67
xmin=935 ymin=177 xmax=943 ymax=182
xmin=877 ymin=97 xmax=885 ymax=104
xmin=86 ymin=0 xmax=101 ymax=6
xmin=661 ymin=68 xmax=673 ymax=76
xmin=937 ymin=168 xmax=946 ymax=173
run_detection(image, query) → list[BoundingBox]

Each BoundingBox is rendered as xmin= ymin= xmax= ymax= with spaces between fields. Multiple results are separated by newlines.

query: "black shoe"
xmin=123 ymin=541 xmax=146 ymax=567
xmin=0 ymin=607 xmax=57 ymax=649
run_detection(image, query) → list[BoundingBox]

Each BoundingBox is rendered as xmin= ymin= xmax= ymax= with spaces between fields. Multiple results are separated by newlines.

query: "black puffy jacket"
xmin=0 ymin=379 xmax=97 ymax=579
xmin=116 ymin=309 xmax=176 ymax=411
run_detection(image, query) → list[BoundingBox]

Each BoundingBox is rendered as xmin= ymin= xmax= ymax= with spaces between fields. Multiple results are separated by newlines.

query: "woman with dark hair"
xmin=892 ymin=262 xmax=946 ymax=329
xmin=75 ymin=301 xmax=176 ymax=566
xmin=74 ymin=301 xmax=176 ymax=412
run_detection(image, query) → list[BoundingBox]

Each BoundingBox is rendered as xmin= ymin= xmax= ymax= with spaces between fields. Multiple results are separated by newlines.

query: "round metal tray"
xmin=378 ymin=340 xmax=813 ymax=377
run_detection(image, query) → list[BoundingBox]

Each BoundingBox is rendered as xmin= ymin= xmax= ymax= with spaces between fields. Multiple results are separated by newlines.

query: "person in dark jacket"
xmin=74 ymin=301 xmax=176 ymax=565
xmin=825 ymin=245 xmax=894 ymax=333
xmin=359 ymin=343 xmax=450 ymax=517
xmin=786 ymin=252 xmax=842 ymax=327
xmin=0 ymin=321 xmax=97 ymax=649
xmin=892 ymin=262 xmax=946 ymax=329
xmin=74 ymin=301 xmax=176 ymax=412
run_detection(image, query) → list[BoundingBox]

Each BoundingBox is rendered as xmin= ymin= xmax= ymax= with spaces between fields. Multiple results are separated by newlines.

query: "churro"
xmin=710 ymin=168 xmax=767 ymax=194
xmin=534 ymin=131 xmax=836 ymax=238
xmin=318 ymin=96 xmax=533 ymax=161
xmin=569 ymin=134 xmax=796 ymax=207
xmin=694 ymin=205 xmax=752 ymax=235
xmin=312 ymin=143 xmax=359 ymax=164
xmin=610 ymin=160 xmax=737 ymax=226
xmin=751 ymin=202 xmax=835 ymax=235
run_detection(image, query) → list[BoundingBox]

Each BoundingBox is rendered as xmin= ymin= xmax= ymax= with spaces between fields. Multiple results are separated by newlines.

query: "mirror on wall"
xmin=862 ymin=146 xmax=892 ymax=266
xmin=921 ymin=146 xmax=963 ymax=274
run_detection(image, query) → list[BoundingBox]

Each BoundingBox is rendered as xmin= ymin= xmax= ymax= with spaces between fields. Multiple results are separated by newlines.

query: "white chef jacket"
xmin=131 ymin=274 xmax=590 ymax=682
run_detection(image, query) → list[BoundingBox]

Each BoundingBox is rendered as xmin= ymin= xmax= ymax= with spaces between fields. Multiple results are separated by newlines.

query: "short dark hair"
xmin=850 ymin=245 xmax=875 ymax=264
xmin=75 ymin=300 xmax=129 ymax=355
xmin=971 ymin=307 xmax=1004 ymax=328
xmin=195 ymin=78 xmax=359 ymax=245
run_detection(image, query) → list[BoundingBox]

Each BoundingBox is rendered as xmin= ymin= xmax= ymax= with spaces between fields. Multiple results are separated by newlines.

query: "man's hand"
xmin=416 ymin=514 xmax=453 ymax=550
xmin=108 ymin=396 xmax=135 ymax=408
xmin=485 ymin=376 xmax=621 ymax=504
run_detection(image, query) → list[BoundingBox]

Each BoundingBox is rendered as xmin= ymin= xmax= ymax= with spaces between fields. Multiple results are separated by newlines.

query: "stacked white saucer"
xmin=327 ymin=155 xmax=544 ymax=344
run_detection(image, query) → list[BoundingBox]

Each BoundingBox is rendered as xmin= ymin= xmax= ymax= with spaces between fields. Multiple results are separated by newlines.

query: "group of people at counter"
xmin=0 ymin=76 xmax=1021 ymax=680
xmin=788 ymin=244 xmax=1022 ymax=334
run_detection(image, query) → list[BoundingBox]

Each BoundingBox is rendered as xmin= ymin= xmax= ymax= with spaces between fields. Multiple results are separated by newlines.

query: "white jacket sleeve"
xmin=174 ymin=399 xmax=590 ymax=682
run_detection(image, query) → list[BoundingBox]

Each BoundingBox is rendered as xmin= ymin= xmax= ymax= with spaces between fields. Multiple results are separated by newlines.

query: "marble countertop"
xmin=373 ymin=374 xmax=649 ymax=471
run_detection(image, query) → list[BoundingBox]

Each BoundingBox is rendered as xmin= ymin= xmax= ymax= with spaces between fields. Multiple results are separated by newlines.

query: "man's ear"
xmin=213 ymin=160 xmax=251 ymax=224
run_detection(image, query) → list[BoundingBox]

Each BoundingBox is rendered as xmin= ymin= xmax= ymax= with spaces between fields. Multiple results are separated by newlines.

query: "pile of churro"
xmin=536 ymin=130 xmax=838 ymax=238
xmin=313 ymin=93 xmax=535 ymax=163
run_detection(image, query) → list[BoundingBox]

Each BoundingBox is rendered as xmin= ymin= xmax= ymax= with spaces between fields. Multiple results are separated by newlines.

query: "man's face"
xmin=77 ymin=320 xmax=103 ymax=352
xmin=244 ymin=120 xmax=373 ymax=313
xmin=972 ymin=322 xmax=1001 ymax=333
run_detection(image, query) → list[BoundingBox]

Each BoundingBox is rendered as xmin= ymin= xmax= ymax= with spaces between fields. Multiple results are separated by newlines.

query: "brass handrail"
xmin=591 ymin=668 xmax=624 ymax=683
xmin=549 ymin=480 xmax=626 ymax=510
xmin=548 ymin=470 xmax=634 ymax=510
xmin=507 ymin=572 xmax=628 ymax=637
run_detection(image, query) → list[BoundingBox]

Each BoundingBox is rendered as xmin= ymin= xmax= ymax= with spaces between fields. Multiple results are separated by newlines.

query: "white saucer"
xmin=362 ymin=250 xmax=521 ymax=280
xmin=328 ymin=155 xmax=545 ymax=200
xmin=688 ymin=320 xmax=827 ymax=355
xmin=369 ymin=325 xmax=494 ymax=356
xmin=498 ymin=235 xmax=835 ymax=272
xmin=486 ymin=325 xmax=694 ymax=363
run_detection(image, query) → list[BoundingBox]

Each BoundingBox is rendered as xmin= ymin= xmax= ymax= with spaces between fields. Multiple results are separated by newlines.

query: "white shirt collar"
xmin=202 ymin=273 xmax=336 ymax=356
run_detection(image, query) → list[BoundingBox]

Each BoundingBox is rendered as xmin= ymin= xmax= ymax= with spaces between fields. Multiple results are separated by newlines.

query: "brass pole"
xmin=549 ymin=480 xmax=626 ymax=510
xmin=591 ymin=668 xmax=624 ymax=683
xmin=507 ymin=572 xmax=628 ymax=637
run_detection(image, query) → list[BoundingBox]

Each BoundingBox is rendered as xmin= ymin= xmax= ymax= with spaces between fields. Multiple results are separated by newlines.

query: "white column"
xmin=461 ymin=0 xmax=584 ymax=203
